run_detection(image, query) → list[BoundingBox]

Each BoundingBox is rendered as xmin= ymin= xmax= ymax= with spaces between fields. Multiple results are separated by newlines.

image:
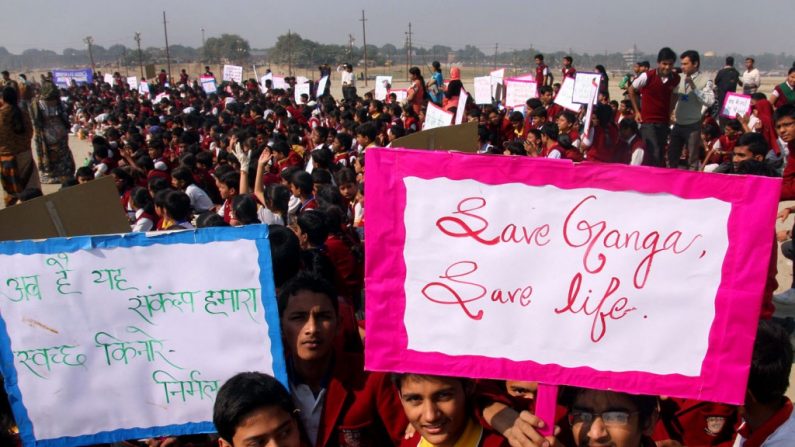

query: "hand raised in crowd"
xmin=232 ymin=140 xmax=250 ymax=172
xmin=488 ymin=404 xmax=559 ymax=447
xmin=257 ymin=148 xmax=273 ymax=167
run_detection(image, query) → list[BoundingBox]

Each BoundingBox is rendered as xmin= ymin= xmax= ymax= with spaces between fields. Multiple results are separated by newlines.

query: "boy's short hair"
xmin=737 ymin=132 xmax=769 ymax=158
xmin=619 ymin=118 xmax=639 ymax=134
xmin=391 ymin=373 xmax=471 ymax=393
xmin=680 ymin=50 xmax=700 ymax=67
xmin=355 ymin=121 xmax=378 ymax=142
xmin=334 ymin=132 xmax=353 ymax=152
xmin=277 ymin=272 xmax=338 ymax=317
xmin=657 ymin=47 xmax=677 ymax=63
xmin=218 ymin=171 xmax=240 ymax=191
xmin=748 ymin=320 xmax=793 ymax=404
xmin=311 ymin=169 xmax=332 ymax=186
xmin=539 ymin=122 xmax=559 ymax=140
xmin=75 ymin=166 xmax=94 ymax=179
xmin=297 ymin=210 xmax=329 ymax=247
xmin=213 ymin=372 xmax=296 ymax=444
xmin=164 ymin=190 xmax=192 ymax=221
xmin=774 ymin=104 xmax=795 ymax=123
xmin=311 ymin=148 xmax=334 ymax=169
xmin=335 ymin=167 xmax=357 ymax=186
xmin=534 ymin=54 xmax=544 ymax=61
xmin=639 ymin=61 xmax=650 ymax=69
xmin=268 ymin=224 xmax=301 ymax=288
xmin=290 ymin=171 xmax=314 ymax=195
xmin=538 ymin=85 xmax=553 ymax=96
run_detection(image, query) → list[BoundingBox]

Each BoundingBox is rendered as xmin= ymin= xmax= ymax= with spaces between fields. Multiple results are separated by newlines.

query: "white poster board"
xmin=272 ymin=76 xmax=288 ymax=90
xmin=388 ymin=88 xmax=408 ymax=103
xmin=455 ymin=89 xmax=469 ymax=125
xmin=375 ymin=76 xmax=393 ymax=101
xmin=504 ymin=79 xmax=538 ymax=107
xmin=490 ymin=68 xmax=505 ymax=100
xmin=296 ymin=76 xmax=309 ymax=85
xmin=222 ymin=65 xmax=243 ymax=83
xmin=103 ymin=73 xmax=114 ymax=85
xmin=720 ymin=92 xmax=752 ymax=119
xmin=200 ymin=75 xmax=217 ymax=94
xmin=126 ymin=76 xmax=138 ymax=91
xmin=138 ymin=81 xmax=150 ymax=96
xmin=474 ymin=76 xmax=493 ymax=105
xmin=153 ymin=92 xmax=168 ymax=105
xmin=423 ymin=102 xmax=454 ymax=130
xmin=294 ymin=82 xmax=311 ymax=103
xmin=554 ymin=76 xmax=582 ymax=112
xmin=0 ymin=227 xmax=286 ymax=446
xmin=572 ymin=72 xmax=602 ymax=105
xmin=317 ymin=75 xmax=329 ymax=97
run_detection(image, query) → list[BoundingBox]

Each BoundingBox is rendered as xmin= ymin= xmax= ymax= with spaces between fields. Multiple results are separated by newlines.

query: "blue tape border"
xmin=0 ymin=226 xmax=286 ymax=447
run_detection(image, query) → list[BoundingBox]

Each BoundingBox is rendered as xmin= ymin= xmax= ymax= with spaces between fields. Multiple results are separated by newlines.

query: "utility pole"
xmin=360 ymin=10 xmax=368 ymax=86
xmin=201 ymin=28 xmax=206 ymax=47
xmin=407 ymin=22 xmax=413 ymax=76
xmin=287 ymin=29 xmax=293 ymax=77
xmin=134 ymin=32 xmax=144 ymax=78
xmin=163 ymin=11 xmax=172 ymax=85
xmin=348 ymin=34 xmax=355 ymax=59
xmin=84 ymin=36 xmax=96 ymax=75
xmin=494 ymin=43 xmax=498 ymax=70
xmin=404 ymin=32 xmax=410 ymax=81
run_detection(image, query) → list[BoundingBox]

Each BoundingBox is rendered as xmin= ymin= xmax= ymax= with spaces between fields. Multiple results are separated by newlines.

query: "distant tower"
xmin=622 ymin=44 xmax=639 ymax=67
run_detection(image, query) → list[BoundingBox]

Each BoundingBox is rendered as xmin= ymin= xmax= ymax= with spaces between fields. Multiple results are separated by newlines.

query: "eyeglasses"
xmin=568 ymin=410 xmax=637 ymax=427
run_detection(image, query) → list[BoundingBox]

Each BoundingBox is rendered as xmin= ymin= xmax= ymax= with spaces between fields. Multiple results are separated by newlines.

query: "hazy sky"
xmin=3 ymin=0 xmax=793 ymax=56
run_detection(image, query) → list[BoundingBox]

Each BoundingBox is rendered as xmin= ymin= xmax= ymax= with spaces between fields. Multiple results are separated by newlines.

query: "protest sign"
xmin=153 ymin=92 xmax=168 ymax=105
xmin=490 ymin=68 xmax=505 ymax=101
xmin=473 ymin=76 xmax=492 ymax=104
xmin=0 ymin=226 xmax=285 ymax=447
xmin=52 ymin=69 xmax=92 ymax=88
xmin=455 ymin=89 xmax=469 ymax=125
xmin=294 ymin=82 xmax=311 ymax=103
xmin=0 ymin=176 xmax=129 ymax=242
xmin=102 ymin=73 xmax=113 ymax=85
xmin=423 ymin=102 xmax=454 ymax=130
xmin=720 ymin=92 xmax=752 ymax=119
xmin=317 ymin=75 xmax=329 ymax=97
xmin=375 ymin=76 xmax=392 ymax=101
xmin=572 ymin=72 xmax=602 ymax=104
xmin=200 ymin=75 xmax=217 ymax=94
xmin=296 ymin=76 xmax=309 ymax=85
xmin=504 ymin=78 xmax=538 ymax=107
xmin=388 ymin=88 xmax=408 ymax=103
xmin=554 ymin=76 xmax=582 ymax=112
xmin=126 ymin=76 xmax=138 ymax=91
xmin=138 ymin=81 xmax=150 ymax=96
xmin=222 ymin=64 xmax=243 ymax=83
xmin=364 ymin=148 xmax=780 ymax=405
xmin=391 ymin=121 xmax=478 ymax=153
xmin=271 ymin=76 xmax=288 ymax=90
xmin=260 ymin=72 xmax=273 ymax=91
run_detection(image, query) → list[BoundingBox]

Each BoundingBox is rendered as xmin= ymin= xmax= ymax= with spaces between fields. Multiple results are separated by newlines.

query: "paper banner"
xmin=317 ymin=75 xmax=329 ymax=97
xmin=423 ymin=102 xmax=454 ymax=130
xmin=0 ymin=227 xmax=285 ymax=447
xmin=52 ymin=69 xmax=93 ymax=88
xmin=504 ymin=79 xmax=538 ymax=107
xmin=126 ymin=76 xmax=138 ymax=91
xmin=720 ymin=92 xmax=752 ymax=119
xmin=375 ymin=76 xmax=393 ymax=101
xmin=103 ymin=73 xmax=114 ymax=85
xmin=222 ymin=65 xmax=243 ymax=83
xmin=474 ymin=76 xmax=493 ymax=105
xmin=455 ymin=89 xmax=469 ymax=125
xmin=364 ymin=148 xmax=781 ymax=405
xmin=554 ymin=76 xmax=582 ymax=112
xmin=294 ymin=82 xmax=311 ymax=104
xmin=572 ymin=72 xmax=602 ymax=105
xmin=388 ymin=88 xmax=408 ymax=103
xmin=200 ymin=75 xmax=217 ymax=94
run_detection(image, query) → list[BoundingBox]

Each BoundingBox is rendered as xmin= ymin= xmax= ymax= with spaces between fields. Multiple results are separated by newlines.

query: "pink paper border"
xmin=364 ymin=148 xmax=780 ymax=405
xmin=720 ymin=92 xmax=752 ymax=119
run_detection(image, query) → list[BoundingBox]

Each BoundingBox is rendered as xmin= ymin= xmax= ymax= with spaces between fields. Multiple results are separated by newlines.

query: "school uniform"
xmin=584 ymin=125 xmax=618 ymax=163
xmin=131 ymin=209 xmax=156 ymax=233
xmin=633 ymin=69 xmax=681 ymax=166
xmin=535 ymin=64 xmax=549 ymax=91
xmin=772 ymin=81 xmax=795 ymax=109
xmin=653 ymin=398 xmax=738 ymax=447
xmin=614 ymin=134 xmax=646 ymax=165
xmin=545 ymin=103 xmax=564 ymax=122
xmin=562 ymin=67 xmax=576 ymax=79
xmin=292 ymin=352 xmax=407 ymax=447
xmin=541 ymin=144 xmax=563 ymax=159
xmin=733 ymin=398 xmax=795 ymax=447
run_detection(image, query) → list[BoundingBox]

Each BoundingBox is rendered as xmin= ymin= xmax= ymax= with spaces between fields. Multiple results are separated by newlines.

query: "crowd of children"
xmin=1 ymin=44 xmax=795 ymax=447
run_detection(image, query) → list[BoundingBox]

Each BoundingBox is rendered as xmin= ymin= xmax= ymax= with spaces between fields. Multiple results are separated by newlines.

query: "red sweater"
xmin=639 ymin=69 xmax=680 ymax=123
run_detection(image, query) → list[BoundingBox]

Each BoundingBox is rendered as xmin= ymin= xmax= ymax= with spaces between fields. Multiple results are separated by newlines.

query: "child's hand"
xmin=778 ymin=207 xmax=793 ymax=222
xmin=258 ymin=149 xmax=273 ymax=166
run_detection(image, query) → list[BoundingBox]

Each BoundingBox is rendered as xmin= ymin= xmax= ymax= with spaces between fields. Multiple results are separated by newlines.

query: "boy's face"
xmin=331 ymin=138 xmax=342 ymax=152
xmin=355 ymin=133 xmax=369 ymax=148
xmin=532 ymin=115 xmax=545 ymax=127
xmin=77 ymin=175 xmax=92 ymax=184
xmin=505 ymin=380 xmax=537 ymax=400
xmin=776 ymin=115 xmax=795 ymax=143
xmin=556 ymin=115 xmax=571 ymax=132
xmin=570 ymin=390 xmax=650 ymax=447
xmin=732 ymin=145 xmax=761 ymax=170
xmin=540 ymin=91 xmax=553 ymax=104
xmin=217 ymin=179 xmax=235 ymax=200
xmin=399 ymin=376 xmax=469 ymax=447
xmin=220 ymin=405 xmax=301 ymax=447
xmin=289 ymin=182 xmax=301 ymax=198
xmin=280 ymin=290 xmax=338 ymax=363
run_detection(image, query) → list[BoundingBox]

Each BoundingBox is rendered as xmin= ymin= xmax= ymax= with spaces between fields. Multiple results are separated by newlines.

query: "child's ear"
xmin=218 ymin=436 xmax=233 ymax=447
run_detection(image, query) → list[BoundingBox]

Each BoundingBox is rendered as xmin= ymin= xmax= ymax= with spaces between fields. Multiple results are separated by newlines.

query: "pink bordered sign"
xmin=364 ymin=148 xmax=780 ymax=406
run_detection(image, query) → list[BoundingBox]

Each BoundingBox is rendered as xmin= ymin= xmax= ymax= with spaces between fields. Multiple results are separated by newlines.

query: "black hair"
xmin=752 ymin=92 xmax=768 ymax=101
xmin=534 ymin=54 xmax=544 ymax=61
xmin=540 ymin=122 xmax=559 ymax=140
xmin=389 ymin=124 xmax=406 ymax=139
xmin=196 ymin=211 xmax=230 ymax=228
xmin=735 ymin=159 xmax=779 ymax=177
xmin=539 ymin=85 xmax=554 ymax=96
xmin=231 ymin=194 xmax=260 ymax=225
xmin=509 ymin=111 xmax=524 ymax=123
xmin=277 ymin=272 xmax=338 ymax=317
xmin=680 ymin=50 xmax=700 ymax=67
xmin=311 ymin=169 xmax=333 ymax=186
xmin=557 ymin=133 xmax=574 ymax=150
xmin=290 ymin=171 xmax=314 ymax=196
xmin=736 ymin=132 xmax=768 ymax=158
xmin=563 ymin=56 xmax=573 ymax=63
xmin=164 ymin=190 xmax=192 ymax=222
xmin=774 ymin=104 xmax=795 ymax=123
xmin=725 ymin=56 xmax=735 ymax=66
xmin=355 ymin=121 xmax=378 ymax=142
xmin=218 ymin=171 xmax=240 ymax=191
xmin=265 ymin=184 xmax=290 ymax=220
xmin=391 ymin=373 xmax=471 ymax=395
xmin=619 ymin=119 xmax=639 ymax=134
xmin=269 ymin=224 xmax=301 ymax=288
xmin=408 ymin=66 xmax=425 ymax=91
xmin=2 ymin=87 xmax=25 ymax=134
xmin=75 ymin=166 xmax=94 ymax=179
xmin=171 ymin=166 xmax=195 ymax=187
xmin=639 ymin=61 xmax=650 ymax=69
xmin=505 ymin=141 xmax=527 ymax=156
xmin=148 ymin=176 xmax=171 ymax=194
xmin=747 ymin=320 xmax=793 ymax=404
xmin=725 ymin=120 xmax=743 ymax=132
xmin=213 ymin=372 xmax=297 ymax=444
xmin=131 ymin=187 xmax=154 ymax=213
xmin=111 ymin=167 xmax=135 ymax=190
xmin=311 ymin=147 xmax=334 ymax=170
xmin=297 ymin=210 xmax=329 ymax=247
xmin=335 ymin=168 xmax=357 ymax=186
xmin=558 ymin=110 xmax=577 ymax=125
xmin=657 ymin=48 xmax=677 ymax=63
xmin=701 ymin=123 xmax=721 ymax=140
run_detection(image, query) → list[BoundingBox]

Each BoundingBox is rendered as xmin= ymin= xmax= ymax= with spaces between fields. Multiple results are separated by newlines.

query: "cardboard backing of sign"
xmin=0 ymin=176 xmax=130 ymax=242
xmin=390 ymin=121 xmax=478 ymax=153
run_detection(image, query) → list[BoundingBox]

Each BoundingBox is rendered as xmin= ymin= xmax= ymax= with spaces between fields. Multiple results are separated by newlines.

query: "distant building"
xmin=623 ymin=45 xmax=639 ymax=67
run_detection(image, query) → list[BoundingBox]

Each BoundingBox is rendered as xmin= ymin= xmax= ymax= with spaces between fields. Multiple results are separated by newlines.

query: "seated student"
xmin=555 ymin=110 xmax=580 ymax=147
xmin=701 ymin=123 xmax=726 ymax=172
xmin=711 ymin=132 xmax=768 ymax=174
xmin=172 ymin=166 xmax=214 ymax=213
xmin=562 ymin=387 xmax=659 ymax=447
xmin=503 ymin=111 xmax=527 ymax=145
xmin=528 ymin=107 xmax=548 ymax=131
xmin=732 ymin=320 xmax=795 ymax=446
xmin=277 ymin=273 xmax=407 ymax=447
xmin=290 ymin=171 xmax=317 ymax=215
xmin=230 ymin=194 xmax=261 ymax=226
xmin=161 ymin=190 xmax=195 ymax=230
xmin=215 ymin=171 xmax=240 ymax=223
xmin=394 ymin=373 xmax=510 ymax=447
xmin=130 ymin=187 xmax=156 ymax=232
xmin=539 ymin=123 xmax=563 ymax=159
xmin=75 ymin=166 xmax=94 ymax=184
xmin=558 ymin=134 xmax=583 ymax=162
xmin=615 ymin=119 xmax=646 ymax=165
xmin=332 ymin=133 xmax=353 ymax=168
xmin=582 ymin=104 xmax=618 ymax=163
xmin=214 ymin=371 xmax=310 ymax=447
xmin=355 ymin=121 xmax=378 ymax=154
